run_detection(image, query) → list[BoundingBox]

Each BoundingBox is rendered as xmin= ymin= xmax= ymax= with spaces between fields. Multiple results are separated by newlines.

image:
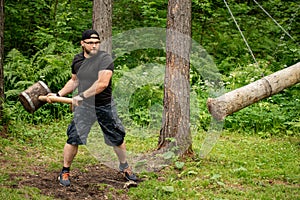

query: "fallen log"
xmin=207 ymin=62 xmax=300 ymax=121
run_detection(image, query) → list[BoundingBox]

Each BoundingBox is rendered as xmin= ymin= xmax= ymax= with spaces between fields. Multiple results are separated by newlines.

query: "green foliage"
xmin=4 ymin=0 xmax=52 ymax=56
xmin=2 ymin=0 xmax=299 ymax=137
xmin=4 ymin=0 xmax=92 ymax=57
xmin=113 ymin=0 xmax=167 ymax=31
xmin=138 ymin=0 xmax=168 ymax=26
xmin=129 ymin=84 xmax=163 ymax=126
xmin=4 ymin=49 xmax=37 ymax=100
xmin=3 ymin=37 xmax=76 ymax=126
xmin=192 ymin=0 xmax=299 ymax=71
xmin=4 ymin=41 xmax=76 ymax=97
xmin=114 ymin=49 xmax=166 ymax=70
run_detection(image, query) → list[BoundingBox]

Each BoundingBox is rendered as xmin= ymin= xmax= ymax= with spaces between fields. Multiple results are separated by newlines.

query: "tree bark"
xmin=159 ymin=0 xmax=192 ymax=156
xmin=0 ymin=0 xmax=4 ymax=119
xmin=92 ymin=0 xmax=112 ymax=55
xmin=207 ymin=62 xmax=300 ymax=121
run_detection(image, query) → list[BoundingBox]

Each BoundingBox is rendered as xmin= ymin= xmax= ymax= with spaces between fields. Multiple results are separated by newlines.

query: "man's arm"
xmin=46 ymin=74 xmax=78 ymax=104
xmin=81 ymin=70 xmax=113 ymax=98
xmin=58 ymin=74 xmax=79 ymax=97
xmin=58 ymin=74 xmax=78 ymax=97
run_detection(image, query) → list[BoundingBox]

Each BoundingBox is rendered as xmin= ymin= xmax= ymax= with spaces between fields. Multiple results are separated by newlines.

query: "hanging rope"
xmin=223 ymin=0 xmax=259 ymax=67
xmin=253 ymin=0 xmax=298 ymax=44
xmin=274 ymin=4 xmax=300 ymax=58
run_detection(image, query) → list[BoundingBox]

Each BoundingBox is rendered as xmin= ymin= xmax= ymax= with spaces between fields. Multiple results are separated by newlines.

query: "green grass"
xmin=0 ymin=119 xmax=299 ymax=200
xmin=127 ymin=131 xmax=299 ymax=200
xmin=0 ymin=187 xmax=53 ymax=200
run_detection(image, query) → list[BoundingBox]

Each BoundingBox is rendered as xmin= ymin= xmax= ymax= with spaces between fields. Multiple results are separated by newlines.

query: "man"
xmin=48 ymin=29 xmax=137 ymax=187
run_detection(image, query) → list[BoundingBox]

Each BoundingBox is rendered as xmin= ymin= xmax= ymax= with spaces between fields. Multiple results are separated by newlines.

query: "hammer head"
xmin=19 ymin=81 xmax=51 ymax=113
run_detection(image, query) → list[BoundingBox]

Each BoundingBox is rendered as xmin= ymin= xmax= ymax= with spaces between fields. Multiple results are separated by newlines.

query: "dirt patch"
xmin=9 ymin=164 xmax=140 ymax=200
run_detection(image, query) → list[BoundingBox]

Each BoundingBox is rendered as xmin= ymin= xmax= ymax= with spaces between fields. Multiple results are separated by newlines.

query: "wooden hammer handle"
xmin=38 ymin=96 xmax=73 ymax=104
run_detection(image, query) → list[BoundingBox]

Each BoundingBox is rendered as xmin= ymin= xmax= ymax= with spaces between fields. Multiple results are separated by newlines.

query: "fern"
xmin=4 ymin=38 xmax=76 ymax=122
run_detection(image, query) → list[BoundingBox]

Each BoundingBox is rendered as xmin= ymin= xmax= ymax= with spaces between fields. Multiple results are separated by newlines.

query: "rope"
xmin=274 ymin=4 xmax=300 ymax=58
xmin=253 ymin=0 xmax=297 ymax=44
xmin=223 ymin=0 xmax=259 ymax=67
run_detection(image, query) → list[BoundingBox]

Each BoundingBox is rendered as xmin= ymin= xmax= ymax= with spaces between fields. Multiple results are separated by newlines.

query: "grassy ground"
xmin=0 ymin=119 xmax=299 ymax=200
xmin=128 ymin=132 xmax=299 ymax=200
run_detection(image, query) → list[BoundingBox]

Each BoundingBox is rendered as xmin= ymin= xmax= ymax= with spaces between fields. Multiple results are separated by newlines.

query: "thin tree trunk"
xmin=0 ymin=0 xmax=4 ymax=119
xmin=92 ymin=0 xmax=112 ymax=55
xmin=207 ymin=62 xmax=300 ymax=121
xmin=159 ymin=0 xmax=192 ymax=156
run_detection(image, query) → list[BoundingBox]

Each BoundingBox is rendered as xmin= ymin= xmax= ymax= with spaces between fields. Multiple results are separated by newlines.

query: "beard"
xmin=84 ymin=47 xmax=98 ymax=56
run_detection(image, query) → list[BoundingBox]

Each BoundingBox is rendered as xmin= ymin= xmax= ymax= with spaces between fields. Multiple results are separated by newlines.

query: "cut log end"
xmin=207 ymin=98 xmax=227 ymax=121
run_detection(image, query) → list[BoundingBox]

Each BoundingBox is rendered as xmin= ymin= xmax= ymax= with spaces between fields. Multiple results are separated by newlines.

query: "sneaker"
xmin=121 ymin=167 xmax=138 ymax=182
xmin=58 ymin=171 xmax=71 ymax=186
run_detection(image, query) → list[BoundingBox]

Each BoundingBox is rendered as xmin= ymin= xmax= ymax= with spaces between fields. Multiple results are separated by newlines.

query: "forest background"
xmin=2 ymin=0 xmax=299 ymax=136
xmin=0 ymin=0 xmax=299 ymax=199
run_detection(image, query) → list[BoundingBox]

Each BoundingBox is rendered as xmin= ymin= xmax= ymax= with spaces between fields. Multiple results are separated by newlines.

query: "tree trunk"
xmin=159 ymin=0 xmax=192 ymax=156
xmin=207 ymin=62 xmax=300 ymax=121
xmin=92 ymin=0 xmax=112 ymax=55
xmin=0 ymin=0 xmax=4 ymax=119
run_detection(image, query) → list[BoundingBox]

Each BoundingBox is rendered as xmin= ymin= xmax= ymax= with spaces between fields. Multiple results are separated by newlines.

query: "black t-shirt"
xmin=71 ymin=51 xmax=114 ymax=106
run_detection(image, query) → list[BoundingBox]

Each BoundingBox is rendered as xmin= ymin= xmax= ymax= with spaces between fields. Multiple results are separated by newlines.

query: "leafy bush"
xmin=129 ymin=84 xmax=163 ymax=127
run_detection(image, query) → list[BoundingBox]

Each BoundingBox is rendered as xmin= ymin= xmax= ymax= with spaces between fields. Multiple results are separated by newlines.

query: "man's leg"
xmin=59 ymin=143 xmax=78 ymax=186
xmin=96 ymin=102 xmax=137 ymax=181
xmin=63 ymin=143 xmax=78 ymax=168
xmin=113 ymin=142 xmax=126 ymax=163
xmin=113 ymin=142 xmax=137 ymax=181
xmin=59 ymin=104 xmax=95 ymax=186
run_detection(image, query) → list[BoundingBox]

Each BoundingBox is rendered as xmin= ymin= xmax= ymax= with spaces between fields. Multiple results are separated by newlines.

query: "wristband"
xmin=79 ymin=92 xmax=86 ymax=99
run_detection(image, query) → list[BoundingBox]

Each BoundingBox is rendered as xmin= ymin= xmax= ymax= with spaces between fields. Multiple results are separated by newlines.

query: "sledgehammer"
xmin=19 ymin=81 xmax=72 ymax=113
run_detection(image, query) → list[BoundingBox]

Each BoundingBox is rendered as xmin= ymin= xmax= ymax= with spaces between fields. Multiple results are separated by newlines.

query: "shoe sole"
xmin=121 ymin=171 xmax=138 ymax=182
xmin=58 ymin=176 xmax=71 ymax=187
